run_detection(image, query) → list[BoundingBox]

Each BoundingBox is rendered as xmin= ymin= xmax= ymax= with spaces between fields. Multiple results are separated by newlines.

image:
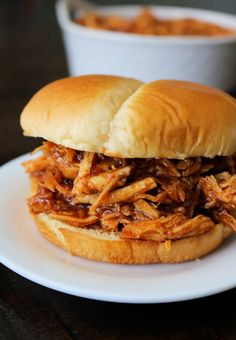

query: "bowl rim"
xmin=56 ymin=0 xmax=236 ymax=45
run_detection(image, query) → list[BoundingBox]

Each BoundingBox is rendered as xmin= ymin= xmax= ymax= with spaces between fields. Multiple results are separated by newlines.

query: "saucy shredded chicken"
xmin=77 ymin=8 xmax=235 ymax=37
xmin=24 ymin=142 xmax=236 ymax=241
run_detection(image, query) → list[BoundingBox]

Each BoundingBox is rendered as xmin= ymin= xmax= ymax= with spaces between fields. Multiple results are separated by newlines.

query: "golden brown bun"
xmin=33 ymin=213 xmax=232 ymax=264
xmin=20 ymin=75 xmax=236 ymax=158
xmin=20 ymin=75 xmax=143 ymax=154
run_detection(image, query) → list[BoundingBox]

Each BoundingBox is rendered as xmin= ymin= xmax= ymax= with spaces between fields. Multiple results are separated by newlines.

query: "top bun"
xmin=20 ymin=75 xmax=236 ymax=159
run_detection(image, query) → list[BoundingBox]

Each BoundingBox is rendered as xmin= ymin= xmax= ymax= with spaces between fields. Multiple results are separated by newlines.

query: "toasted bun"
xmin=20 ymin=75 xmax=236 ymax=158
xmin=32 ymin=213 xmax=232 ymax=264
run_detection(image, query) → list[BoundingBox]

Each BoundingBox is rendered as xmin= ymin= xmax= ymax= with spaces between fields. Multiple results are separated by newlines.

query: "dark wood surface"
xmin=1 ymin=1 xmax=236 ymax=339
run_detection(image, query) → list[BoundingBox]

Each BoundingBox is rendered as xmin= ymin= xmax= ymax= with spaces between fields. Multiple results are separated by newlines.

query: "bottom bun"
xmin=33 ymin=213 xmax=232 ymax=264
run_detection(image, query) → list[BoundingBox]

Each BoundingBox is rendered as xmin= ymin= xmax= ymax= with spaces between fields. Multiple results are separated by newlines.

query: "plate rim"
xmin=0 ymin=153 xmax=235 ymax=304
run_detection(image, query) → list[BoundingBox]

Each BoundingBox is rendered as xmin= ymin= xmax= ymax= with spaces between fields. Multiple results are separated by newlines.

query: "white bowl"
xmin=56 ymin=0 xmax=236 ymax=90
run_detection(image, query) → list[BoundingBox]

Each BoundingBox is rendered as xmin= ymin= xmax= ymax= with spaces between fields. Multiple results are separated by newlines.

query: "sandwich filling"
xmin=24 ymin=141 xmax=236 ymax=242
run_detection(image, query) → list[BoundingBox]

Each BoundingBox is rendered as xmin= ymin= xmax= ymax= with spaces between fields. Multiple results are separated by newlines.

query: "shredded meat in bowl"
xmin=23 ymin=142 xmax=236 ymax=241
xmin=77 ymin=8 xmax=235 ymax=37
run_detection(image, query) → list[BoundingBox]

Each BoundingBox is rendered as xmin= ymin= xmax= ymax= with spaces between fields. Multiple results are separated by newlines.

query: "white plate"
xmin=0 ymin=154 xmax=235 ymax=303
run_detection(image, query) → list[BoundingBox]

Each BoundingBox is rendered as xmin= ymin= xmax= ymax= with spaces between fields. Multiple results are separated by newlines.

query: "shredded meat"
xmin=121 ymin=214 xmax=214 ymax=241
xmin=200 ymin=175 xmax=236 ymax=209
xmin=212 ymin=209 xmax=236 ymax=232
xmin=23 ymin=141 xmax=236 ymax=241
xmin=77 ymin=8 xmax=235 ymax=37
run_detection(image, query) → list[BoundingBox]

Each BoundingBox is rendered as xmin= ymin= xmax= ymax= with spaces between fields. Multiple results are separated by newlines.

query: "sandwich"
xmin=20 ymin=75 xmax=236 ymax=264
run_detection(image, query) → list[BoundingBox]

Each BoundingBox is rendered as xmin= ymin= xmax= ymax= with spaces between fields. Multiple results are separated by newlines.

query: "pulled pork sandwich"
xmin=20 ymin=75 xmax=236 ymax=264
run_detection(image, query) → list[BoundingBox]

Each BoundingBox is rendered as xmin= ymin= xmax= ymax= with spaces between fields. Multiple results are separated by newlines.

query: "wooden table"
xmin=1 ymin=1 xmax=235 ymax=339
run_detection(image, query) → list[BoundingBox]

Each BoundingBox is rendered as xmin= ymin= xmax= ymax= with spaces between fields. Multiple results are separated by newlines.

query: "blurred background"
xmin=1 ymin=2 xmax=236 ymax=338
xmin=1 ymin=0 xmax=236 ymax=164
